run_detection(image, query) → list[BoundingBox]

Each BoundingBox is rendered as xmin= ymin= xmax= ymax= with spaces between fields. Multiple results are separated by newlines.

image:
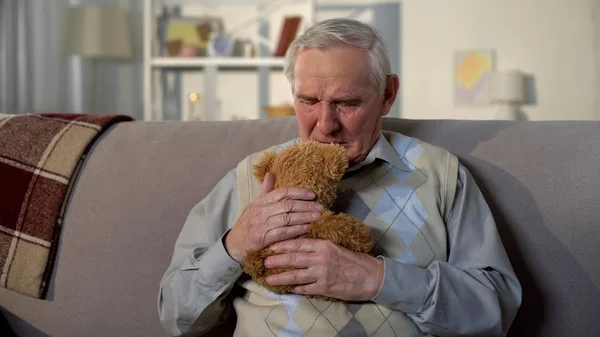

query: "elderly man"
xmin=158 ymin=18 xmax=521 ymax=337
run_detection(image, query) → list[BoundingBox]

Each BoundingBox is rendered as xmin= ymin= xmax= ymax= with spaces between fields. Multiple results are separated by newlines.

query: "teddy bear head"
xmin=253 ymin=141 xmax=348 ymax=209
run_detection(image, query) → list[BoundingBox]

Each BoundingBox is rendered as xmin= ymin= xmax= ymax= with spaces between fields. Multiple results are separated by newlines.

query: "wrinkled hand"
xmin=224 ymin=172 xmax=324 ymax=264
xmin=264 ymin=239 xmax=385 ymax=301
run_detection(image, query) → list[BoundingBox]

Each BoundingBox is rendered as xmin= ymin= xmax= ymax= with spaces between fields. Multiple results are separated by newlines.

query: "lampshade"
xmin=489 ymin=70 xmax=525 ymax=104
xmin=64 ymin=4 xmax=132 ymax=59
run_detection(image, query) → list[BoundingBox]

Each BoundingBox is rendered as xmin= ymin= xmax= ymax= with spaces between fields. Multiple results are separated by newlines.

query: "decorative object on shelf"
xmin=187 ymin=92 xmax=203 ymax=121
xmin=197 ymin=23 xmax=212 ymax=42
xmin=232 ymin=38 xmax=255 ymax=57
xmin=274 ymin=16 xmax=302 ymax=57
xmin=453 ymin=49 xmax=496 ymax=106
xmin=165 ymin=40 xmax=183 ymax=57
xmin=64 ymin=4 xmax=132 ymax=113
xmin=157 ymin=4 xmax=181 ymax=57
xmin=162 ymin=15 xmax=224 ymax=57
xmin=264 ymin=104 xmax=296 ymax=118
xmin=243 ymin=42 xmax=255 ymax=57
xmin=490 ymin=69 xmax=526 ymax=120
xmin=165 ymin=21 xmax=203 ymax=56
xmin=207 ymin=31 xmax=234 ymax=57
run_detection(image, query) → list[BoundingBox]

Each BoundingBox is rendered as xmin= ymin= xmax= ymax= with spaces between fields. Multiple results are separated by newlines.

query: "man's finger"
xmin=270 ymin=238 xmax=321 ymax=253
xmin=265 ymin=269 xmax=315 ymax=286
xmin=258 ymin=172 xmax=275 ymax=197
xmin=263 ymin=224 xmax=311 ymax=247
xmin=263 ymin=200 xmax=323 ymax=216
xmin=264 ymin=212 xmax=321 ymax=230
xmin=262 ymin=187 xmax=316 ymax=204
xmin=264 ymin=252 xmax=312 ymax=269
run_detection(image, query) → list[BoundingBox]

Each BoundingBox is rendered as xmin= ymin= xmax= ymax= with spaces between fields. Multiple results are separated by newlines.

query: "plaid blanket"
xmin=0 ymin=113 xmax=133 ymax=299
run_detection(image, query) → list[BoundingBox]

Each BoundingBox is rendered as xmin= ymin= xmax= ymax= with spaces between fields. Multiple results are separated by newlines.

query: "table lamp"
xmin=489 ymin=70 xmax=526 ymax=120
xmin=64 ymin=4 xmax=132 ymax=113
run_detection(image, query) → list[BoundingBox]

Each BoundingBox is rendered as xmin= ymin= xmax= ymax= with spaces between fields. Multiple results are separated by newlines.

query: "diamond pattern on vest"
xmin=350 ymin=169 xmax=435 ymax=268
xmin=261 ymin=294 xmax=427 ymax=337
xmin=336 ymin=317 xmax=369 ymax=337
xmin=332 ymin=189 xmax=371 ymax=221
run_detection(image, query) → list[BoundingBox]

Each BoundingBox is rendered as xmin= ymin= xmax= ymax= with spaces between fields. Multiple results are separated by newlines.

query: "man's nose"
xmin=317 ymin=103 xmax=341 ymax=135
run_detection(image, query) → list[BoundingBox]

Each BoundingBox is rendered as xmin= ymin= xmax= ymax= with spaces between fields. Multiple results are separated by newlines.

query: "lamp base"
xmin=493 ymin=104 xmax=521 ymax=120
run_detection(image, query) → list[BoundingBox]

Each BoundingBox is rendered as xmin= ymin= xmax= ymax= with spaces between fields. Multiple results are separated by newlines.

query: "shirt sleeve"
xmin=157 ymin=169 xmax=242 ymax=336
xmin=371 ymin=164 xmax=522 ymax=336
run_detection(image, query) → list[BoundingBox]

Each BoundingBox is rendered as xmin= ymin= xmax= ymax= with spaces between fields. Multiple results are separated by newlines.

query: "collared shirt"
xmin=347 ymin=131 xmax=409 ymax=173
xmin=158 ymin=133 xmax=522 ymax=336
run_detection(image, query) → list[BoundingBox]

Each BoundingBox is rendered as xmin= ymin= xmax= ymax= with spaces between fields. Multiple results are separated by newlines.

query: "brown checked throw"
xmin=0 ymin=113 xmax=133 ymax=299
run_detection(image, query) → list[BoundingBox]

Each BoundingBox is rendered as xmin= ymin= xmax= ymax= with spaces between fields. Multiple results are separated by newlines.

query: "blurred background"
xmin=1 ymin=0 xmax=598 ymax=122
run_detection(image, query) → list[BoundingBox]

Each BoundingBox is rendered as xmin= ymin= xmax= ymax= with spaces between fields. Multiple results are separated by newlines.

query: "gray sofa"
xmin=1 ymin=117 xmax=599 ymax=337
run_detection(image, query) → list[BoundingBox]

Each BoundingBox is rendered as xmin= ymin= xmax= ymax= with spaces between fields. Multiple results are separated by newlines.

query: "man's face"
xmin=292 ymin=47 xmax=396 ymax=165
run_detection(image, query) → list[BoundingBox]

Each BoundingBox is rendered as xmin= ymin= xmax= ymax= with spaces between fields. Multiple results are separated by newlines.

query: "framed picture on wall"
xmin=453 ymin=49 xmax=496 ymax=106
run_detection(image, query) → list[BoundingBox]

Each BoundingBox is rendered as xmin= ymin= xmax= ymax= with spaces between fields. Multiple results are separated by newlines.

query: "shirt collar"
xmin=347 ymin=132 xmax=411 ymax=173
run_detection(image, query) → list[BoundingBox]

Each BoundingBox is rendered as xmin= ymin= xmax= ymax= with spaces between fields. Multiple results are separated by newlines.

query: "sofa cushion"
xmin=0 ymin=117 xmax=599 ymax=337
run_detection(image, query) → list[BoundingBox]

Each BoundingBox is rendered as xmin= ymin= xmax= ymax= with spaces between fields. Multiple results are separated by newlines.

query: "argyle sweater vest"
xmin=232 ymin=131 xmax=459 ymax=337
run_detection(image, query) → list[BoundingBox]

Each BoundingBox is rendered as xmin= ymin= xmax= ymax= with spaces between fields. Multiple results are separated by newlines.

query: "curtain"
xmin=0 ymin=0 xmax=73 ymax=114
xmin=0 ymin=0 xmax=143 ymax=118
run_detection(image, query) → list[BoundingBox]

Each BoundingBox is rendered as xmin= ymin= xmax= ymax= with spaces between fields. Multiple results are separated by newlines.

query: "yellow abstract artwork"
xmin=454 ymin=49 xmax=496 ymax=105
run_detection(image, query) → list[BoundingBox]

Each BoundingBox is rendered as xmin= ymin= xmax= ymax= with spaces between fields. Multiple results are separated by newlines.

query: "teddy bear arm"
xmin=253 ymin=151 xmax=278 ymax=183
xmin=243 ymin=248 xmax=302 ymax=294
xmin=307 ymin=211 xmax=374 ymax=254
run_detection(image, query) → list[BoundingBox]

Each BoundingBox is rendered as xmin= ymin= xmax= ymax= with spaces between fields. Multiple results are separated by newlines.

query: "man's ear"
xmin=381 ymin=74 xmax=399 ymax=117
xmin=253 ymin=151 xmax=277 ymax=183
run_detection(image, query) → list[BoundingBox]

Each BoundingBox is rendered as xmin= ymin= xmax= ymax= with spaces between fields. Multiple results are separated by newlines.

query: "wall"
xmin=401 ymin=0 xmax=597 ymax=121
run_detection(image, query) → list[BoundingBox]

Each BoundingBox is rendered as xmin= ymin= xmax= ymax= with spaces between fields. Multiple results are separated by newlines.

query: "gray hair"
xmin=283 ymin=18 xmax=391 ymax=95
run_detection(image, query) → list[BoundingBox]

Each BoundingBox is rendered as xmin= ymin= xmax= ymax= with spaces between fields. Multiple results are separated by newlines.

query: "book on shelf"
xmin=274 ymin=16 xmax=302 ymax=57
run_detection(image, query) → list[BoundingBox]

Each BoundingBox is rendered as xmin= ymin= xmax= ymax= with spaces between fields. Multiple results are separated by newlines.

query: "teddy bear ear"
xmin=253 ymin=151 xmax=277 ymax=183
xmin=324 ymin=146 xmax=349 ymax=181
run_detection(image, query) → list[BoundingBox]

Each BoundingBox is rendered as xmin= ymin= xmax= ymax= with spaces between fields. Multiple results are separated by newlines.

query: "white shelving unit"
xmin=143 ymin=0 xmax=402 ymax=121
xmin=143 ymin=0 xmax=316 ymax=121
xmin=151 ymin=57 xmax=286 ymax=68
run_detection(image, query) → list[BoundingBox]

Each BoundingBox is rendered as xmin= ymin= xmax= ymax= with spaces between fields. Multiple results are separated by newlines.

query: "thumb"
xmin=259 ymin=172 xmax=275 ymax=196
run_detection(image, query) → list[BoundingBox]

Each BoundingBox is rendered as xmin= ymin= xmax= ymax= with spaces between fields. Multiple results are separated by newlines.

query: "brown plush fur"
xmin=243 ymin=141 xmax=374 ymax=302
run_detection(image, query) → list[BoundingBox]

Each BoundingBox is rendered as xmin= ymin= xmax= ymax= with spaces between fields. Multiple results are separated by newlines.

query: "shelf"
xmin=151 ymin=57 xmax=286 ymax=69
xmin=143 ymin=0 xmax=316 ymax=121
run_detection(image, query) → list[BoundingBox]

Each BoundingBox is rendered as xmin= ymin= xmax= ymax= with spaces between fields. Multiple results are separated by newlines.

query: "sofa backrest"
xmin=383 ymin=118 xmax=600 ymax=337
xmin=1 ymin=117 xmax=599 ymax=337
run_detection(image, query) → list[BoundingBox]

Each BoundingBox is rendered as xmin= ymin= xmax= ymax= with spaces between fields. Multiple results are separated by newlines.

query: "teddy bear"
xmin=242 ymin=140 xmax=374 ymax=302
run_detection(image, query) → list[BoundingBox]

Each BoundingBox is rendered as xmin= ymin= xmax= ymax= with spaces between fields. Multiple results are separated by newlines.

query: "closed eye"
xmin=300 ymin=99 xmax=318 ymax=105
xmin=335 ymin=100 xmax=361 ymax=110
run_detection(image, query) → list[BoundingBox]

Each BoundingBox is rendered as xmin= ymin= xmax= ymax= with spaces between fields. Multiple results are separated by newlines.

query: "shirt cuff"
xmin=181 ymin=232 xmax=243 ymax=290
xmin=370 ymin=256 xmax=430 ymax=314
